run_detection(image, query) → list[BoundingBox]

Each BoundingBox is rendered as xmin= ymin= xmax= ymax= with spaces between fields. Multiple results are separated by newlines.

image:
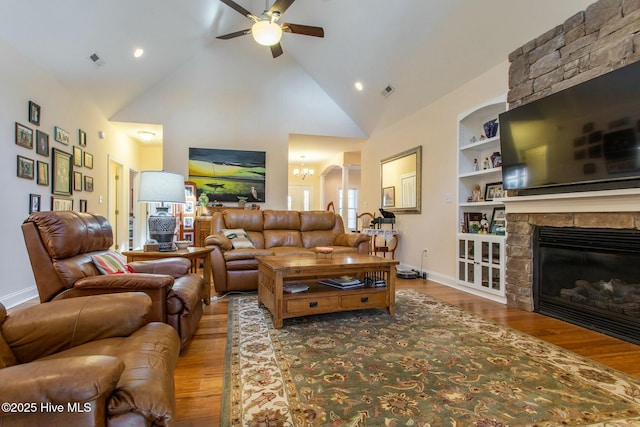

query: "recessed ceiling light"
xmin=354 ymin=81 xmax=364 ymax=91
xmin=134 ymin=48 xmax=144 ymax=58
xmin=137 ymin=131 xmax=155 ymax=141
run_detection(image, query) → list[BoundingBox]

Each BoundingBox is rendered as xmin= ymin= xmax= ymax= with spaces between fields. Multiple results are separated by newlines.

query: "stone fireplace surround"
xmin=503 ymin=0 xmax=640 ymax=312
xmin=504 ymin=189 xmax=640 ymax=311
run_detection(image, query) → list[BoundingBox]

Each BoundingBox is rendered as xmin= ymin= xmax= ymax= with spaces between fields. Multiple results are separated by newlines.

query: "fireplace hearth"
xmin=533 ymin=226 xmax=640 ymax=345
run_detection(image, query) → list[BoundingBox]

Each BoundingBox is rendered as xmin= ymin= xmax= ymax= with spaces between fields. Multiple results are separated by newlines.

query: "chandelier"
xmin=293 ymin=166 xmax=314 ymax=180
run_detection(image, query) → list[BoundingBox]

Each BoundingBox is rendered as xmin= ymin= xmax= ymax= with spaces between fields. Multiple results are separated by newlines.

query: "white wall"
xmin=361 ymin=61 xmax=509 ymax=282
xmin=111 ymin=47 xmax=364 ymax=210
xmin=0 ymin=40 xmax=156 ymax=307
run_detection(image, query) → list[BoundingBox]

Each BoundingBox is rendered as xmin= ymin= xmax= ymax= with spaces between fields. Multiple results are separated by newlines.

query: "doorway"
xmin=288 ymin=185 xmax=313 ymax=211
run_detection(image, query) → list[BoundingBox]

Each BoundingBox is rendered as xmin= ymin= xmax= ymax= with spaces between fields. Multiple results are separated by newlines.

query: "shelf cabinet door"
xmin=457 ymin=235 xmax=505 ymax=297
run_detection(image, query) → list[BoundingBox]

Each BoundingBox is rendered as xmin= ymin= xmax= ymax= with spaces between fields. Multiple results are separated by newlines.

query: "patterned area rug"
xmin=222 ymin=290 xmax=640 ymax=426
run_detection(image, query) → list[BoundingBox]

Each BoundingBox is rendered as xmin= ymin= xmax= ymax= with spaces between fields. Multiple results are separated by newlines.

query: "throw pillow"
xmin=92 ymin=251 xmax=135 ymax=274
xmin=222 ymin=228 xmax=255 ymax=249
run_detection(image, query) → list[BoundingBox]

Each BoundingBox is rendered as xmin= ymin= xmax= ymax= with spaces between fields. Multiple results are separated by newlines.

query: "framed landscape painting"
xmin=188 ymin=147 xmax=265 ymax=204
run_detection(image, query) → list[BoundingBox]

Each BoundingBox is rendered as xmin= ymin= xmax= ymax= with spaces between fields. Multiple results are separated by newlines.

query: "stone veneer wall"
xmin=504 ymin=0 xmax=640 ymax=311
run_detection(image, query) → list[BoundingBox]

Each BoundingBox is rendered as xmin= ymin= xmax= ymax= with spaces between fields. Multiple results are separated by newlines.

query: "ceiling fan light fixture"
xmin=252 ymin=20 xmax=282 ymax=46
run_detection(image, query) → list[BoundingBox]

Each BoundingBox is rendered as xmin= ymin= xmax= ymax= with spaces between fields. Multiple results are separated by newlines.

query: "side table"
xmin=123 ymin=246 xmax=213 ymax=304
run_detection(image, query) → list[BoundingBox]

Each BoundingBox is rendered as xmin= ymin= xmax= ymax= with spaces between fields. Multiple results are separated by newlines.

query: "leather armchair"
xmin=0 ymin=292 xmax=180 ymax=427
xmin=21 ymin=211 xmax=203 ymax=349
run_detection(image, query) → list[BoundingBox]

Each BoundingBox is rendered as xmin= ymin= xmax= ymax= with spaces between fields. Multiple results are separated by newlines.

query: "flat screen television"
xmin=499 ymin=60 xmax=640 ymax=194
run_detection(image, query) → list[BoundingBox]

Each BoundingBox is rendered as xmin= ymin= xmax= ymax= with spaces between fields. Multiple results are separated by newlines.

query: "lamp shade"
xmin=138 ymin=171 xmax=186 ymax=204
xmin=252 ymin=20 xmax=282 ymax=46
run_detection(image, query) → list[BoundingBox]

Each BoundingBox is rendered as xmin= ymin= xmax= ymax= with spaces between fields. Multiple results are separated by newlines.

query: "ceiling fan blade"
xmin=216 ymin=29 xmax=251 ymax=39
xmin=270 ymin=43 xmax=284 ymax=58
xmin=220 ymin=0 xmax=256 ymax=20
xmin=268 ymin=0 xmax=295 ymax=16
xmin=282 ymin=23 xmax=324 ymax=38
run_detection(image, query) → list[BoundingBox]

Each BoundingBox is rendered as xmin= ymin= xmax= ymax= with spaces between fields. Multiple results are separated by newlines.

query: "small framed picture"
xmin=79 ymin=199 xmax=88 ymax=213
xmin=84 ymin=175 xmax=94 ymax=192
xmin=28 ymin=101 xmax=41 ymax=126
xmin=78 ymin=129 xmax=87 ymax=147
xmin=490 ymin=207 xmax=507 ymax=235
xmin=36 ymin=130 xmax=49 ymax=156
xmin=52 ymin=196 xmax=73 ymax=211
xmin=183 ymin=216 xmax=194 ymax=230
xmin=484 ymin=182 xmax=504 ymax=201
xmin=37 ymin=161 xmax=49 ymax=186
xmin=15 ymin=122 xmax=33 ymax=149
xmin=54 ymin=126 xmax=70 ymax=145
xmin=29 ymin=194 xmax=41 ymax=214
xmin=52 ymin=148 xmax=73 ymax=196
xmin=183 ymin=232 xmax=194 ymax=242
xmin=17 ymin=155 xmax=35 ymax=179
xmin=84 ymin=152 xmax=93 ymax=169
xmin=185 ymin=200 xmax=195 ymax=214
xmin=382 ymin=186 xmax=395 ymax=207
xmin=73 ymin=146 xmax=83 ymax=167
xmin=74 ymin=171 xmax=83 ymax=191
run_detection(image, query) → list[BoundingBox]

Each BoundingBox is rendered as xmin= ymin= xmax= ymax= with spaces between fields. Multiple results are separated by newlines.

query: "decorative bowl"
xmin=315 ymin=246 xmax=334 ymax=254
xmin=175 ymin=240 xmax=191 ymax=250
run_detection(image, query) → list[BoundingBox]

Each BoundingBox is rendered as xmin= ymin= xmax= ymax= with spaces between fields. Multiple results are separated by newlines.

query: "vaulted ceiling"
xmin=0 ymin=0 xmax=592 ymax=162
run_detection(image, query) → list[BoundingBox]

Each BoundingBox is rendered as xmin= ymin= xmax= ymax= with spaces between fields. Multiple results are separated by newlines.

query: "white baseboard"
xmin=0 ymin=286 xmax=38 ymax=309
xmin=396 ymin=265 xmax=507 ymax=305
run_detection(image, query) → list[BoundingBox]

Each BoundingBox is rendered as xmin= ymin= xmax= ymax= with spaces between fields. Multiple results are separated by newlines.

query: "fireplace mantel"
xmin=500 ymin=188 xmax=640 ymax=214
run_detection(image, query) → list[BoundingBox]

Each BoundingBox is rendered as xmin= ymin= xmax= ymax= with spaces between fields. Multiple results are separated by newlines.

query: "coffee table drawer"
xmin=341 ymin=292 xmax=387 ymax=310
xmin=286 ymin=296 xmax=341 ymax=314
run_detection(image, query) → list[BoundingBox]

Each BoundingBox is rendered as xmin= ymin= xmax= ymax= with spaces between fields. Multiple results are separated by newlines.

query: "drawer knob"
xmin=309 ymin=301 xmax=318 ymax=308
xmin=361 ymin=296 xmax=369 ymax=303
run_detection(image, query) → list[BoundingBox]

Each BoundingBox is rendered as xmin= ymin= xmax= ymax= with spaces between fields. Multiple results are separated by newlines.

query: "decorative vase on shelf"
xmin=483 ymin=118 xmax=499 ymax=138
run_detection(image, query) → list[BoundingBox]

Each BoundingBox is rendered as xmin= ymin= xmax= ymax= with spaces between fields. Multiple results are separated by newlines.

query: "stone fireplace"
xmin=501 ymin=0 xmax=640 ymax=341
xmin=503 ymin=192 xmax=640 ymax=342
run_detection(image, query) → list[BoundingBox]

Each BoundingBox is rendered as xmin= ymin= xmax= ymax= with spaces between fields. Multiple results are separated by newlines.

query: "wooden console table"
xmin=257 ymin=254 xmax=398 ymax=328
xmin=123 ymin=246 xmax=213 ymax=304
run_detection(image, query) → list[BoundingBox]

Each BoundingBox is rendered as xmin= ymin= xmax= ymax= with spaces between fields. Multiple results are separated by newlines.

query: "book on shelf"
xmin=283 ymin=282 xmax=309 ymax=294
xmin=318 ymin=276 xmax=364 ymax=289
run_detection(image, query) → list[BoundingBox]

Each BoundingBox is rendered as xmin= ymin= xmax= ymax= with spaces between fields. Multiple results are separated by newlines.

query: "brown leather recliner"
xmin=0 ymin=292 xmax=180 ymax=427
xmin=21 ymin=211 xmax=203 ymax=349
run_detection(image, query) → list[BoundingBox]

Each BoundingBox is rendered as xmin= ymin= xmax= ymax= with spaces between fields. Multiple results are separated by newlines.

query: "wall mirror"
xmin=380 ymin=145 xmax=422 ymax=214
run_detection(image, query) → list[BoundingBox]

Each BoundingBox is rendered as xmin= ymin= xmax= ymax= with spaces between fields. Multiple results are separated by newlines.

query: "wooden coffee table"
xmin=257 ymin=254 xmax=398 ymax=328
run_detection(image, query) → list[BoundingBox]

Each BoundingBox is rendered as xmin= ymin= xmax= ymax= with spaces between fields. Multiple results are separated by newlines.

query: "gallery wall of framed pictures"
xmin=15 ymin=100 xmax=95 ymax=214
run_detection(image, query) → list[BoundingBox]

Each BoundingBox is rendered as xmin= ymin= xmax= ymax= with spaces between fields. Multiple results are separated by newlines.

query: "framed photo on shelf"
xmin=15 ymin=122 xmax=33 ymax=149
xmin=52 ymin=196 xmax=73 ymax=211
xmin=36 ymin=130 xmax=49 ymax=156
xmin=73 ymin=146 xmax=83 ymax=167
xmin=29 ymin=193 xmax=41 ymax=214
xmin=464 ymin=212 xmax=483 ymax=234
xmin=183 ymin=232 xmax=194 ymax=242
xmin=28 ymin=101 xmax=41 ymax=126
xmin=17 ymin=155 xmax=34 ymax=179
xmin=37 ymin=161 xmax=49 ymax=186
xmin=52 ymin=148 xmax=72 ymax=196
xmin=490 ymin=207 xmax=506 ymax=235
xmin=484 ymin=182 xmax=504 ymax=201
xmin=382 ymin=186 xmax=395 ymax=207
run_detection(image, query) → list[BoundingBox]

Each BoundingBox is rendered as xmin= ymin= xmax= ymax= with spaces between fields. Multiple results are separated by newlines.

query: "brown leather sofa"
xmin=0 ymin=292 xmax=180 ymax=427
xmin=204 ymin=209 xmax=370 ymax=293
xmin=21 ymin=211 xmax=203 ymax=349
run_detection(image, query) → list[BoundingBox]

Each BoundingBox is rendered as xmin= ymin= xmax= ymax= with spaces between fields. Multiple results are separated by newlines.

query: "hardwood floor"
xmin=173 ymin=278 xmax=640 ymax=426
xmin=11 ymin=279 xmax=640 ymax=426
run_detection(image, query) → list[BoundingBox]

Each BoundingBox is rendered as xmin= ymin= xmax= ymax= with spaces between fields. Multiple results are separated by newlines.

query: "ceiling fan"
xmin=216 ymin=0 xmax=324 ymax=58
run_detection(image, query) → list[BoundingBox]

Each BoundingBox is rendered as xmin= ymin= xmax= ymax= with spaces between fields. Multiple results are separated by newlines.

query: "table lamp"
xmin=138 ymin=171 xmax=186 ymax=251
